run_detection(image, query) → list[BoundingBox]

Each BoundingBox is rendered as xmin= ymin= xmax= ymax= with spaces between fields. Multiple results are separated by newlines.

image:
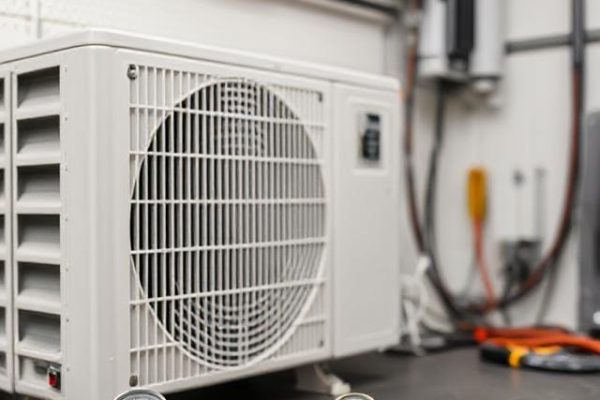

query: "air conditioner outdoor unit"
xmin=0 ymin=30 xmax=402 ymax=399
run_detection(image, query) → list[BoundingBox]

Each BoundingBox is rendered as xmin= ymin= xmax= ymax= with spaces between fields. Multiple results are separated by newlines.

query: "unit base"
xmin=295 ymin=363 xmax=351 ymax=397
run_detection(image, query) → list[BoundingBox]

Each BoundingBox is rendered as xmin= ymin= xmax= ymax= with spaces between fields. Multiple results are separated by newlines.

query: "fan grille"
xmin=129 ymin=74 xmax=326 ymax=376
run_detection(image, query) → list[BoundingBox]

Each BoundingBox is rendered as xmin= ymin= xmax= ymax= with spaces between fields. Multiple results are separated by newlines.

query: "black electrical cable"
xmin=402 ymin=0 xmax=467 ymax=322
xmin=499 ymin=274 xmax=515 ymax=326
xmin=422 ymin=81 xmax=478 ymax=323
xmin=535 ymin=259 xmax=559 ymax=324
xmin=424 ymin=80 xmax=446 ymax=259
xmin=422 ymin=81 xmax=466 ymax=318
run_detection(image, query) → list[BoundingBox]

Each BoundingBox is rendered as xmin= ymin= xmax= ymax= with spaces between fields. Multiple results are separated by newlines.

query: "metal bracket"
xmin=295 ymin=363 xmax=351 ymax=397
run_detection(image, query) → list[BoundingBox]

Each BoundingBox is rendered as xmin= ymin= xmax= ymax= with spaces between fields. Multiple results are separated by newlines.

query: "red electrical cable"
xmin=489 ymin=69 xmax=583 ymax=311
xmin=473 ymin=220 xmax=496 ymax=310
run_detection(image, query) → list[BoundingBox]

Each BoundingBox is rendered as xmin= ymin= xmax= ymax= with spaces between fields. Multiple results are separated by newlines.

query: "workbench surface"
xmin=169 ymin=349 xmax=600 ymax=399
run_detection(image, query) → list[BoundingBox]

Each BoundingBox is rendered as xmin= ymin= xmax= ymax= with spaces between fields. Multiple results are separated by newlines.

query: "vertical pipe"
xmin=471 ymin=0 xmax=505 ymax=93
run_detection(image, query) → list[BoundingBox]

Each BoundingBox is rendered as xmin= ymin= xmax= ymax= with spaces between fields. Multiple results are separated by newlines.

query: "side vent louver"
xmin=0 ymin=75 xmax=11 ymax=391
xmin=16 ymin=117 xmax=61 ymax=166
xmin=16 ymin=68 xmax=60 ymax=120
xmin=13 ymin=67 xmax=62 ymax=398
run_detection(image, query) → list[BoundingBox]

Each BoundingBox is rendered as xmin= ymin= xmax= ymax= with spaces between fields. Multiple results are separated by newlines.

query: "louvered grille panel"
xmin=129 ymin=66 xmax=327 ymax=385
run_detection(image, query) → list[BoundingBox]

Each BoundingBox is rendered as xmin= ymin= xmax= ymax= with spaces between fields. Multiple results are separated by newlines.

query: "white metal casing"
xmin=0 ymin=30 xmax=402 ymax=399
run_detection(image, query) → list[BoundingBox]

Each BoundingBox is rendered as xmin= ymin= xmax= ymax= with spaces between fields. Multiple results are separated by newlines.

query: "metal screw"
xmin=127 ymin=65 xmax=139 ymax=80
xmin=129 ymin=374 xmax=139 ymax=387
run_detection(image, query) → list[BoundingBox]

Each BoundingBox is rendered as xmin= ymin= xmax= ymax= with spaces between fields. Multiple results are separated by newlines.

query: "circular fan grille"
xmin=130 ymin=79 xmax=325 ymax=368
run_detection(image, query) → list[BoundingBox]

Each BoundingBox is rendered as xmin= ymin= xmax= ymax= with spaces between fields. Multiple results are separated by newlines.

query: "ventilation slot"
xmin=17 ymin=311 xmax=60 ymax=362
xmin=0 ymin=173 xmax=4 ymax=212
xmin=0 ymin=311 xmax=5 ymax=381
xmin=16 ymin=310 xmax=61 ymax=400
xmin=0 ymin=262 xmax=5 ymax=302
xmin=17 ymin=264 xmax=60 ymax=315
xmin=0 ymin=218 xmax=6 ymax=324
xmin=0 ymin=216 xmax=5 ymax=258
xmin=0 ymin=77 xmax=6 ymax=206
xmin=16 ymin=116 xmax=60 ymax=166
xmin=17 ymin=165 xmax=60 ymax=213
xmin=0 ymin=124 xmax=4 ymax=169
xmin=16 ymin=67 xmax=60 ymax=120
xmin=18 ymin=356 xmax=60 ymax=396
xmin=0 ymin=77 xmax=5 ymax=122
xmin=17 ymin=215 xmax=60 ymax=265
xmin=0 ymin=261 xmax=7 ymax=355
xmin=0 ymin=308 xmax=6 ymax=352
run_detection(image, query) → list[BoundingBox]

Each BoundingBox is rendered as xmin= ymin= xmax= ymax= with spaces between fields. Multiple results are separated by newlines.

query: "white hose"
xmin=401 ymin=255 xmax=432 ymax=351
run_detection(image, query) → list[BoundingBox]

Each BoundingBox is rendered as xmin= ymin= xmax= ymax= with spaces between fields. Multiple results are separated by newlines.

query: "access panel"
xmin=332 ymin=84 xmax=401 ymax=357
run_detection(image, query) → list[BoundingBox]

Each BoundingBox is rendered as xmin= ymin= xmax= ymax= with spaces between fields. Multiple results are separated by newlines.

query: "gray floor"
xmin=168 ymin=349 xmax=600 ymax=399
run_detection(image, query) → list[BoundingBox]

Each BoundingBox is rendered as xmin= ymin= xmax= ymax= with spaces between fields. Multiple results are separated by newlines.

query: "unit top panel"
xmin=0 ymin=29 xmax=399 ymax=91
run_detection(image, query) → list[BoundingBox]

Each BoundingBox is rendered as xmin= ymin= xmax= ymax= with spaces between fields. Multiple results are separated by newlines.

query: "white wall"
xmin=0 ymin=0 xmax=397 ymax=73
xmin=409 ymin=0 xmax=600 ymax=328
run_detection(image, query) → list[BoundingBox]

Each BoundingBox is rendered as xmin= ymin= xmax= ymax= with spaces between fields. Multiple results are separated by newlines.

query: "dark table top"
xmin=169 ymin=349 xmax=600 ymax=399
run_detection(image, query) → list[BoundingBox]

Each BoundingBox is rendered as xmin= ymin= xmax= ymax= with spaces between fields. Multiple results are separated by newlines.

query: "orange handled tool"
xmin=467 ymin=168 xmax=496 ymax=308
